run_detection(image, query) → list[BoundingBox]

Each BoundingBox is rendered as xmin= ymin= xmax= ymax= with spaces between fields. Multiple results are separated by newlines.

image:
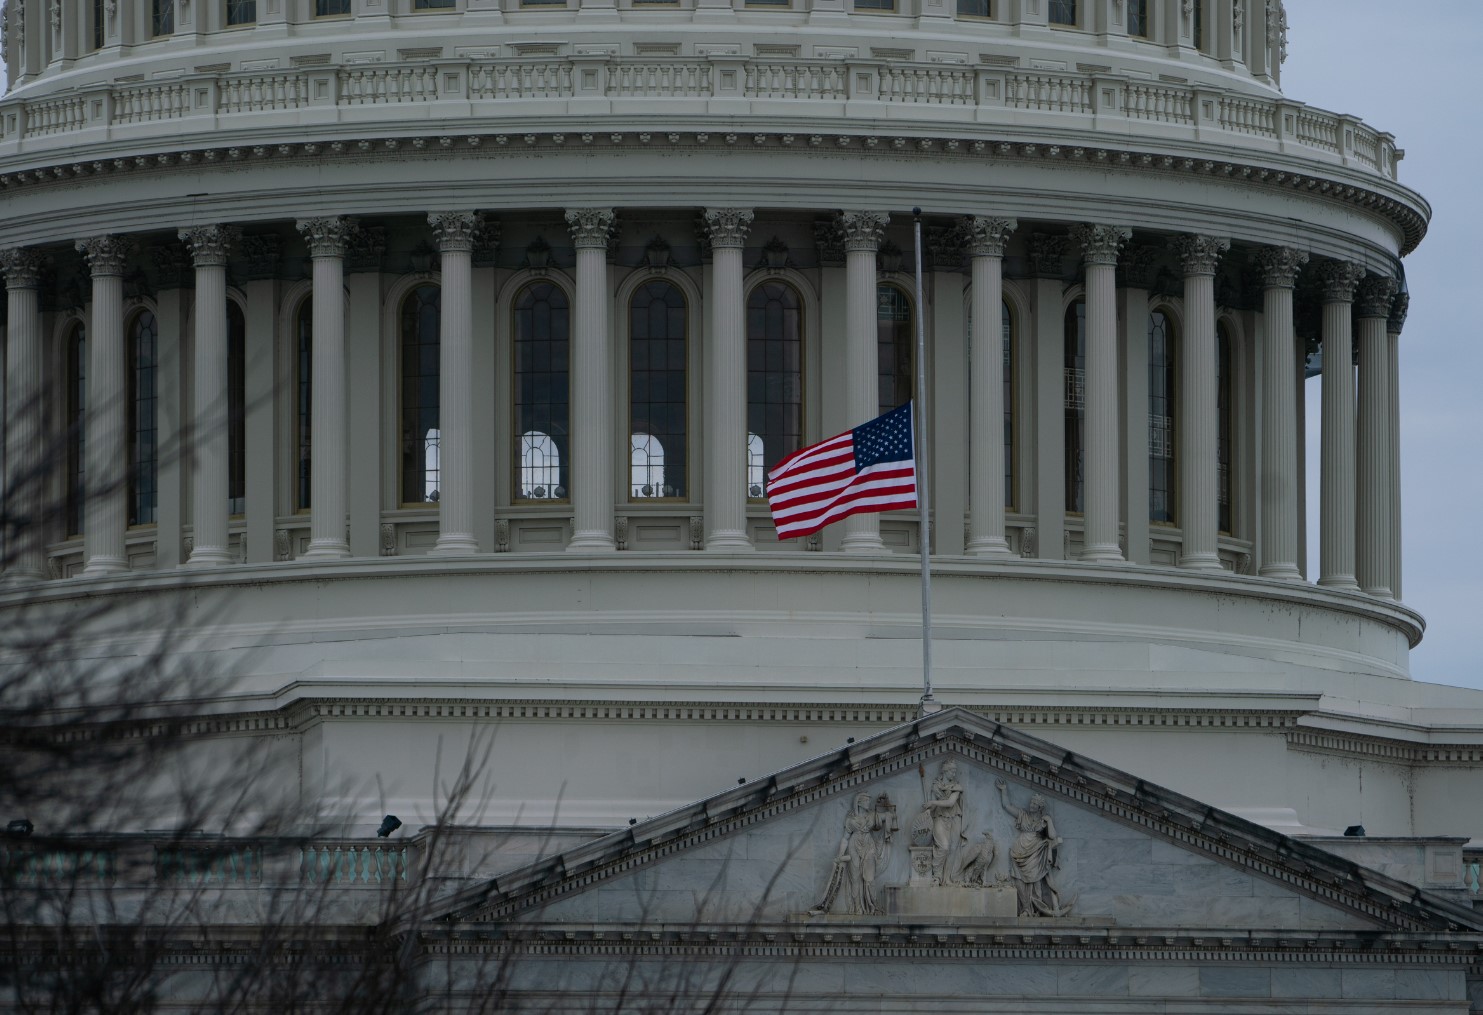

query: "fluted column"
xmin=565 ymin=208 xmax=618 ymax=552
xmin=180 ymin=225 xmax=236 ymax=567
xmin=1 ymin=248 xmax=46 ymax=581
xmin=702 ymin=208 xmax=755 ymax=552
xmin=427 ymin=212 xmax=482 ymax=556
xmin=1316 ymin=260 xmax=1364 ymax=590
xmin=963 ymin=216 xmax=1017 ymax=556
xmin=1387 ymin=293 xmax=1408 ymax=601
xmin=1355 ymin=274 xmax=1398 ymax=598
xmin=838 ymin=211 xmax=890 ymax=554
xmin=1170 ymin=234 xmax=1229 ymax=569
xmin=1071 ymin=224 xmax=1131 ymax=562
xmin=1255 ymin=247 xmax=1308 ymax=580
xmin=296 ymin=217 xmax=353 ymax=560
xmin=77 ymin=235 xmax=134 ymax=576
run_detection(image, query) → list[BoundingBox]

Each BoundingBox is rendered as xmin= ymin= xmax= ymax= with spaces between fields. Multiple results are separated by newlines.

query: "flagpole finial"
xmin=912 ymin=206 xmax=922 ymax=218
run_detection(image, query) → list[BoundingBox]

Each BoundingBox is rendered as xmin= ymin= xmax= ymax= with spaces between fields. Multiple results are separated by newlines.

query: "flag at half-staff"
xmin=766 ymin=402 xmax=918 ymax=540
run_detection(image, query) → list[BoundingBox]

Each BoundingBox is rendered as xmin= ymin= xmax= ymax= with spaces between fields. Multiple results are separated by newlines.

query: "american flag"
xmin=766 ymin=403 xmax=918 ymax=540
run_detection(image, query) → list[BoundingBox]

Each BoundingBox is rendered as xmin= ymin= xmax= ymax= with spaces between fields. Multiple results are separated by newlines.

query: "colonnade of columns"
xmin=0 ymin=213 xmax=1405 ymax=603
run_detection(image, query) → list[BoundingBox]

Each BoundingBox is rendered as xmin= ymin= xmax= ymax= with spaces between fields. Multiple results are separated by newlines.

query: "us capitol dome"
xmin=0 ymin=0 xmax=1473 ymax=848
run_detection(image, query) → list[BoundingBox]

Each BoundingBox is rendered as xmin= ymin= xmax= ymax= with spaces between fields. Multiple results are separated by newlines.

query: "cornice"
xmin=0 ymin=127 xmax=1428 ymax=257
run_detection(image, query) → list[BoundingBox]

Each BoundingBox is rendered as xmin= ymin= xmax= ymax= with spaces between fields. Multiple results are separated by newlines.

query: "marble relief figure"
xmin=811 ymin=792 xmax=896 ymax=916
xmin=917 ymin=759 xmax=968 ymax=885
xmin=996 ymin=778 xmax=1075 ymax=916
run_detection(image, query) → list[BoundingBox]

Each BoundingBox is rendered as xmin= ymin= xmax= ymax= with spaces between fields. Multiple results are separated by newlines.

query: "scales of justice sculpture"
xmin=808 ymin=762 xmax=1077 ymax=919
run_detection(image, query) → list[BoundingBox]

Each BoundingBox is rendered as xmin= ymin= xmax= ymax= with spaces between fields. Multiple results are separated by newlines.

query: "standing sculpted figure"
xmin=995 ymin=778 xmax=1072 ymax=916
xmin=918 ymin=759 xmax=966 ymax=885
xmin=811 ymin=792 xmax=895 ymax=916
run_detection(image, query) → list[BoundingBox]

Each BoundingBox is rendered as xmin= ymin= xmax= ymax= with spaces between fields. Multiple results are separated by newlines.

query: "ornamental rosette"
xmin=0 ymin=247 xmax=45 ymax=289
xmin=835 ymin=211 xmax=889 ymax=253
xmin=1070 ymin=224 xmax=1131 ymax=266
xmin=565 ymin=208 xmax=616 ymax=249
xmin=1254 ymin=245 xmax=1308 ymax=288
xmin=702 ymin=208 xmax=754 ymax=249
xmin=178 ymin=224 xmax=238 ymax=268
xmin=1355 ymin=275 xmax=1399 ymax=319
xmin=296 ymin=216 xmax=355 ymax=259
xmin=1315 ymin=259 xmax=1365 ymax=303
xmin=75 ymin=235 xmax=135 ymax=277
xmin=428 ymin=211 xmax=483 ymax=255
xmin=1169 ymin=234 xmax=1230 ymax=277
xmin=960 ymin=216 xmax=1017 ymax=258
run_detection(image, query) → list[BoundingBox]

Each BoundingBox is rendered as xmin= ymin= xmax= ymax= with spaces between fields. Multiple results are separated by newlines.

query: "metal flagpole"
xmin=912 ymin=209 xmax=938 ymax=713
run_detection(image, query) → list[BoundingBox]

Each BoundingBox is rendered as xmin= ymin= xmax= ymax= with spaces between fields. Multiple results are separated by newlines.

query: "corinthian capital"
xmin=179 ymin=224 xmax=238 ymax=268
xmin=1387 ymin=291 xmax=1409 ymax=335
xmin=1070 ymin=223 xmax=1131 ymax=266
xmin=1254 ymin=245 xmax=1308 ymax=289
xmin=1355 ymin=274 xmax=1398 ymax=319
xmin=836 ymin=211 xmax=889 ymax=253
xmin=1315 ymin=259 xmax=1365 ymax=303
xmin=296 ymin=216 xmax=355 ymax=259
xmin=702 ymin=208 xmax=754 ymax=249
xmin=0 ymin=248 xmax=45 ymax=289
xmin=961 ymin=216 xmax=1017 ymax=258
xmin=428 ymin=211 xmax=483 ymax=254
xmin=565 ymin=208 xmax=617 ymax=249
xmin=1169 ymin=234 xmax=1230 ymax=277
xmin=76 ymin=235 xmax=136 ymax=277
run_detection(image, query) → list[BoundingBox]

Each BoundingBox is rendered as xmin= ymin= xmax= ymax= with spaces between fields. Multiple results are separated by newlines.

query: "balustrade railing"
xmin=0 ymin=56 xmax=1401 ymax=181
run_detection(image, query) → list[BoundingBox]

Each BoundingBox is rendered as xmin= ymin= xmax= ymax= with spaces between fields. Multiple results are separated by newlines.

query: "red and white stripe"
xmin=766 ymin=431 xmax=917 ymax=540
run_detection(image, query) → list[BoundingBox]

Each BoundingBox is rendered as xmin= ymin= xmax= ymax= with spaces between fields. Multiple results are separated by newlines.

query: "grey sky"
xmin=1 ymin=2 xmax=1478 ymax=685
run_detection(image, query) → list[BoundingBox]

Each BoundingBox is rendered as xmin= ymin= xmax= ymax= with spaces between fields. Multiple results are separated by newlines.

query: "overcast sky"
xmin=1 ymin=2 xmax=1479 ymax=685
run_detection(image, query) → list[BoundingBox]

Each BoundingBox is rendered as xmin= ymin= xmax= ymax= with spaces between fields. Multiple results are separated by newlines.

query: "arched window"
xmin=746 ymin=281 xmax=803 ymax=494
xmin=1149 ymin=309 xmax=1176 ymax=525
xmin=877 ymin=284 xmax=913 ymax=417
xmin=514 ymin=282 xmax=570 ymax=501
xmin=65 ymin=323 xmax=87 ymax=537
xmin=400 ymin=284 xmax=441 ymax=505
xmin=293 ymin=299 xmax=312 ymax=512
xmin=227 ymin=301 xmax=246 ymax=516
xmin=1217 ymin=322 xmax=1234 ymax=534
xmin=747 ymin=433 xmax=766 ymax=499
xmin=127 ymin=311 xmax=159 ymax=527
xmin=629 ymin=281 xmax=687 ymax=499
xmin=1063 ymin=300 xmax=1085 ymax=514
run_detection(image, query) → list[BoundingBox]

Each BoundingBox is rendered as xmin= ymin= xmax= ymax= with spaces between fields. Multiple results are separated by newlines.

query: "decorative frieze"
xmin=346 ymin=225 xmax=387 ymax=275
xmin=1169 ymin=234 xmax=1230 ymax=276
xmin=179 ymin=224 xmax=237 ymax=268
xmin=924 ymin=223 xmax=964 ymax=271
xmin=150 ymin=243 xmax=192 ymax=289
xmin=1116 ymin=245 xmax=1158 ymax=289
xmin=238 ymin=234 xmax=282 ymax=281
xmin=812 ymin=220 xmax=845 ymax=266
xmin=1254 ymin=245 xmax=1308 ymax=288
xmin=1071 ymin=223 xmax=1131 ymax=266
xmin=1026 ymin=233 xmax=1067 ymax=277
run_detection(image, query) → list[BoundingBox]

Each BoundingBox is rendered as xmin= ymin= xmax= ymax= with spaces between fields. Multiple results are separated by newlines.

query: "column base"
xmin=840 ymin=533 xmax=887 ymax=554
xmin=704 ymin=530 xmax=754 ymax=552
xmin=300 ymin=539 xmax=352 ymax=561
xmin=429 ymin=534 xmax=480 ymax=556
xmin=964 ymin=537 xmax=1013 ymax=557
xmin=1361 ymin=584 xmax=1394 ymax=600
xmin=1080 ymin=543 xmax=1124 ymax=563
xmin=185 ymin=546 xmax=234 ymax=568
xmin=1178 ymin=551 xmax=1224 ymax=570
xmin=1258 ymin=563 xmax=1304 ymax=581
xmin=1317 ymin=574 xmax=1360 ymax=591
xmin=0 ymin=567 xmax=47 ymax=584
xmin=81 ymin=555 xmax=130 ymax=577
xmin=567 ymin=530 xmax=617 ymax=552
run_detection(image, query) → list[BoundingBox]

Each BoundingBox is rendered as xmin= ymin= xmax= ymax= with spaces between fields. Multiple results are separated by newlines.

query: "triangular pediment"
xmin=441 ymin=709 xmax=1482 ymax=937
